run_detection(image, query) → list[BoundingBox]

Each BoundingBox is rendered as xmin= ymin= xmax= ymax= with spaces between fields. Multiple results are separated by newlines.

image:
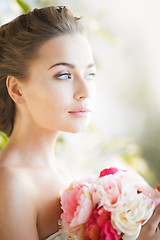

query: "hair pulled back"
xmin=0 ymin=6 xmax=82 ymax=137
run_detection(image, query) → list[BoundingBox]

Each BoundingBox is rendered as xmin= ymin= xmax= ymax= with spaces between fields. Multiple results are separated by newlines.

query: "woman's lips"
xmin=68 ymin=108 xmax=91 ymax=117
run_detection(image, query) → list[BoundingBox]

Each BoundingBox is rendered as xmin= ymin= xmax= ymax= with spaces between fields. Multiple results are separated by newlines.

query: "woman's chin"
xmin=65 ymin=124 xmax=89 ymax=134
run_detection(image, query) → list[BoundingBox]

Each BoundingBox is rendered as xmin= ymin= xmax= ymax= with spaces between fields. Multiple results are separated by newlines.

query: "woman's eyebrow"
xmin=87 ymin=63 xmax=95 ymax=68
xmin=48 ymin=62 xmax=95 ymax=70
xmin=48 ymin=62 xmax=75 ymax=70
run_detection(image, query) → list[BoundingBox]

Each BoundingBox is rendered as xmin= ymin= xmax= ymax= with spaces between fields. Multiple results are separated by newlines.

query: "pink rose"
xmin=93 ymin=174 xmax=125 ymax=211
xmin=99 ymin=167 xmax=119 ymax=177
xmin=142 ymin=187 xmax=160 ymax=208
xmin=120 ymin=171 xmax=160 ymax=208
xmin=84 ymin=206 xmax=121 ymax=240
xmin=60 ymin=183 xmax=93 ymax=231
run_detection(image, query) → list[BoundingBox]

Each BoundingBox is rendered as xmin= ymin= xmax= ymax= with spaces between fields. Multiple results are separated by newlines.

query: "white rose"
xmin=111 ymin=193 xmax=155 ymax=240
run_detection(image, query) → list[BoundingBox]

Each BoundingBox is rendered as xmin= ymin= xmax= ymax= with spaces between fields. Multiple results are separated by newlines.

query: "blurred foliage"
xmin=55 ymin=127 xmax=157 ymax=187
xmin=36 ymin=0 xmax=54 ymax=8
xmin=99 ymin=138 xmax=157 ymax=187
xmin=16 ymin=0 xmax=31 ymax=13
xmin=0 ymin=132 xmax=8 ymax=151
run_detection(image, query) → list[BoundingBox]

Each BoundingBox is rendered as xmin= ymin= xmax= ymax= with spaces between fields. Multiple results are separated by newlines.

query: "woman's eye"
xmin=55 ymin=72 xmax=72 ymax=80
xmin=85 ymin=72 xmax=96 ymax=80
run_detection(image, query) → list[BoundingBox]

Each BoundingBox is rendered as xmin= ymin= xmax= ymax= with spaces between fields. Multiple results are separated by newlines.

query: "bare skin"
xmin=0 ymin=128 xmax=72 ymax=239
xmin=0 ymin=157 xmax=65 ymax=239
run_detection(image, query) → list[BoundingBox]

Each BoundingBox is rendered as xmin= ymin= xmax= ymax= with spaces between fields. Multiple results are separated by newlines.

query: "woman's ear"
xmin=6 ymin=76 xmax=24 ymax=104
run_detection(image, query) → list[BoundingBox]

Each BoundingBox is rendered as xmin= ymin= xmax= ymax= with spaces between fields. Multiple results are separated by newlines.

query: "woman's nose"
xmin=73 ymin=76 xmax=90 ymax=101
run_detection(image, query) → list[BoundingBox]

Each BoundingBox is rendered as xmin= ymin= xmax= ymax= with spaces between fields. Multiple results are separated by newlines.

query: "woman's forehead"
xmin=35 ymin=34 xmax=94 ymax=67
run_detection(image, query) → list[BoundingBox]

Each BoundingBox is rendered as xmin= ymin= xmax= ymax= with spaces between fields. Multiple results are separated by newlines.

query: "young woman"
xmin=0 ymin=6 xmax=160 ymax=240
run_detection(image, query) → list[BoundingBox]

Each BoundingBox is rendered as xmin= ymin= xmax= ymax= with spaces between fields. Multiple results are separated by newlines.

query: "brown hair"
xmin=0 ymin=6 xmax=83 ymax=137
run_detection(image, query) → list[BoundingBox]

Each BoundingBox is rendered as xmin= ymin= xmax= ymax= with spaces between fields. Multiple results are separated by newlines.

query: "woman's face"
xmin=20 ymin=33 xmax=96 ymax=133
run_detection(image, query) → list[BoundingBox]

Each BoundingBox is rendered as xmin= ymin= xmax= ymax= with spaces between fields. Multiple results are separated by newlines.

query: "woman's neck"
xmin=2 ymin=120 xmax=60 ymax=168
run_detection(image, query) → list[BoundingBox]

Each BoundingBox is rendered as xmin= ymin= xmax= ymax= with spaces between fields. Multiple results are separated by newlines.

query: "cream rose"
xmin=111 ymin=192 xmax=155 ymax=240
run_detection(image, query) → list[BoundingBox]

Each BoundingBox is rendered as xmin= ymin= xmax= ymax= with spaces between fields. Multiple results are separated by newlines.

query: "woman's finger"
xmin=146 ymin=205 xmax=160 ymax=233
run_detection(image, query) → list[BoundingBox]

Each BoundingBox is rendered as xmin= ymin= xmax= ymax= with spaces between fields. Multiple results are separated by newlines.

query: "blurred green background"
xmin=0 ymin=0 xmax=160 ymax=187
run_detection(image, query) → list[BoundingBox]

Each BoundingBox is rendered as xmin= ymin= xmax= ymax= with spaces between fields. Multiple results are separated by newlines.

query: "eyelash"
xmin=54 ymin=72 xmax=72 ymax=80
xmin=54 ymin=72 xmax=96 ymax=81
xmin=85 ymin=72 xmax=96 ymax=80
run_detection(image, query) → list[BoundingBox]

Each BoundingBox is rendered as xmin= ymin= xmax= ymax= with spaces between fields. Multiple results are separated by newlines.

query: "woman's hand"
xmin=137 ymin=205 xmax=160 ymax=240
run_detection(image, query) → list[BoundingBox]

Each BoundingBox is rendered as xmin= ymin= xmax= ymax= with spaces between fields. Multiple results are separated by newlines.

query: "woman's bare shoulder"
xmin=0 ymin=164 xmax=34 ymax=190
xmin=0 ymin=164 xmax=38 ymax=219
xmin=0 ymin=165 xmax=39 ymax=239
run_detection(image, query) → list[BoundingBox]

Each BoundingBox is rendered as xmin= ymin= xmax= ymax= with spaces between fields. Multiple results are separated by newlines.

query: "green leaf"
xmin=0 ymin=132 xmax=8 ymax=151
xmin=16 ymin=0 xmax=31 ymax=13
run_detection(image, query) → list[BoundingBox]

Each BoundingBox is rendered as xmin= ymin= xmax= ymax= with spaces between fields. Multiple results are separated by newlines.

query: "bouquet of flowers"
xmin=59 ymin=167 xmax=160 ymax=240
